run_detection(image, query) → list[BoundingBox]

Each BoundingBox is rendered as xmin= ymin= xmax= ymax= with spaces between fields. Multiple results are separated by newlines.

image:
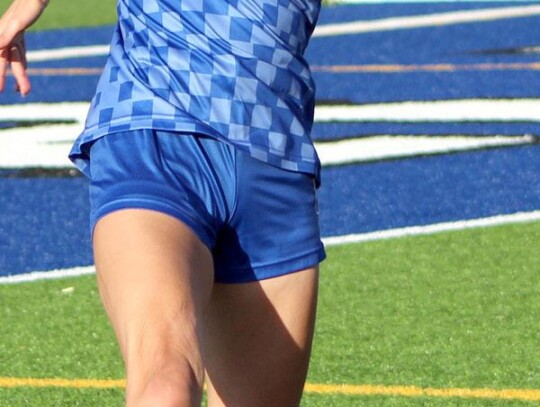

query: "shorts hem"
xmin=90 ymin=198 xmax=215 ymax=249
xmin=215 ymin=244 xmax=326 ymax=284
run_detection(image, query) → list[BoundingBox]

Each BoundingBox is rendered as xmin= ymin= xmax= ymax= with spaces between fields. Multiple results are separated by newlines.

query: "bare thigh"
xmin=93 ymin=209 xmax=214 ymax=406
xmin=204 ymin=267 xmax=319 ymax=407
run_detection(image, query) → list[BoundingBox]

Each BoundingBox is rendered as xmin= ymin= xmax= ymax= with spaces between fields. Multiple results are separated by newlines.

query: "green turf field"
xmin=4 ymin=0 xmax=338 ymax=30
xmin=1 ymin=222 xmax=538 ymax=406
xmin=0 ymin=1 xmax=538 ymax=405
xmin=0 ymin=0 xmax=117 ymax=30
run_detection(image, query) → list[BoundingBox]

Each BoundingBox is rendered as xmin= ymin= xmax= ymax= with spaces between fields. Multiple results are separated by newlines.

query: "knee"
xmin=128 ymin=361 xmax=204 ymax=407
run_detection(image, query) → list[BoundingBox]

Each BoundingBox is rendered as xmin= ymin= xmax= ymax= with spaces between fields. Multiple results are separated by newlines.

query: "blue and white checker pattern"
xmin=70 ymin=0 xmax=322 ymax=181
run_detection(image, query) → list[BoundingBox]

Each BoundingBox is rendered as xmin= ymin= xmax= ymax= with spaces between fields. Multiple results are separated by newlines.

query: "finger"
xmin=0 ymin=47 xmax=8 ymax=92
xmin=9 ymin=44 xmax=30 ymax=95
xmin=0 ymin=29 xmax=24 ymax=93
xmin=15 ymin=34 xmax=27 ymax=67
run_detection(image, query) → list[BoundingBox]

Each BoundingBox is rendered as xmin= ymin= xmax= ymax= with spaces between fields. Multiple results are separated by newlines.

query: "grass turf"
xmin=0 ymin=0 xmax=116 ymax=30
xmin=309 ymin=222 xmax=540 ymax=391
xmin=0 ymin=1 xmax=537 ymax=404
xmin=0 ymin=221 xmax=538 ymax=406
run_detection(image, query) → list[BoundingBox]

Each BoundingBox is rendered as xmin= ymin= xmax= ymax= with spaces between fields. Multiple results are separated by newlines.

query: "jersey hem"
xmin=70 ymin=118 xmax=321 ymax=184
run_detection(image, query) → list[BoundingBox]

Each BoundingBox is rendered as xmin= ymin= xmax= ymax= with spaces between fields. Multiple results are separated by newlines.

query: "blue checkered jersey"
xmin=69 ymin=0 xmax=322 ymax=182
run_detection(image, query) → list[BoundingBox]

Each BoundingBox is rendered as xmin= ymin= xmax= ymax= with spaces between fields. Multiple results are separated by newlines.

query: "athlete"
xmin=0 ymin=0 xmax=325 ymax=406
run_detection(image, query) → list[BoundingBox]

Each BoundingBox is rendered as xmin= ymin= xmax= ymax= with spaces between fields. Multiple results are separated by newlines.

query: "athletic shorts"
xmin=87 ymin=129 xmax=326 ymax=283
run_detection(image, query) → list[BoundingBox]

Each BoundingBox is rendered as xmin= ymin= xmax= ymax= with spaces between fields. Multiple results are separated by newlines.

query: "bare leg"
xmin=93 ymin=209 xmax=214 ymax=407
xmin=204 ymin=267 xmax=319 ymax=407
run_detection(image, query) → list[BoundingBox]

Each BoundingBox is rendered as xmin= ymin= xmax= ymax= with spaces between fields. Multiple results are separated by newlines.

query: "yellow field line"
xmin=0 ymin=377 xmax=125 ymax=389
xmin=1 ymin=377 xmax=539 ymax=401
xmin=305 ymin=383 xmax=540 ymax=401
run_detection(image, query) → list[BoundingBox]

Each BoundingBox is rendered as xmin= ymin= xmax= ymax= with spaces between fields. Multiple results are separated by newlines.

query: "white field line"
xmin=316 ymin=135 xmax=534 ymax=166
xmin=0 ymin=266 xmax=95 ymax=285
xmin=1 ymin=100 xmax=539 ymax=168
xmin=337 ymin=0 xmax=540 ymax=3
xmin=335 ymin=0 xmax=540 ymax=3
xmin=313 ymin=4 xmax=540 ymax=37
xmin=1 ymin=132 xmax=533 ymax=169
xmin=322 ymin=210 xmax=540 ymax=246
xmin=22 ymin=5 xmax=540 ymax=63
xmin=5 ymin=99 xmax=540 ymax=123
xmin=27 ymin=45 xmax=110 ymax=62
xmin=0 ymin=124 xmax=83 ymax=168
xmin=0 ymin=103 xmax=88 ymax=168
xmin=1 ymin=211 xmax=539 ymax=284
xmin=0 ymin=102 xmax=89 ymax=121
xmin=315 ymin=99 xmax=540 ymax=122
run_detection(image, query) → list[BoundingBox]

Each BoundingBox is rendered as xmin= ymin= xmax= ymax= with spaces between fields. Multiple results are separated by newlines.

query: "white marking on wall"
xmin=313 ymin=5 xmax=540 ymax=37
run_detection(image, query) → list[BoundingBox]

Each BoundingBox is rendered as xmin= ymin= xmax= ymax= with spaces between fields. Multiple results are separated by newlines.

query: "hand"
xmin=0 ymin=0 xmax=49 ymax=95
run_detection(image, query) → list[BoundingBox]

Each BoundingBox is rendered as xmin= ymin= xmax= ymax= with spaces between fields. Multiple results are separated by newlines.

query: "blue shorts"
xmin=87 ymin=129 xmax=326 ymax=283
